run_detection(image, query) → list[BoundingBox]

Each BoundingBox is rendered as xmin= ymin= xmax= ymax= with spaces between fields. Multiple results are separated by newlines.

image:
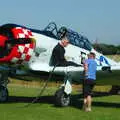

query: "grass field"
xmin=0 ymin=80 xmax=120 ymax=120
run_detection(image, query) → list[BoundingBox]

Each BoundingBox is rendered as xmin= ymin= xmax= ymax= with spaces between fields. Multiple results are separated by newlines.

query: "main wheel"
xmin=55 ymin=87 xmax=70 ymax=107
xmin=0 ymin=86 xmax=8 ymax=102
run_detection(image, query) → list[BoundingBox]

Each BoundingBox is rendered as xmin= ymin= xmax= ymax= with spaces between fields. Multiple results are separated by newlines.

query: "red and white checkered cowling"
xmin=11 ymin=27 xmax=36 ymax=64
xmin=0 ymin=27 xmax=35 ymax=64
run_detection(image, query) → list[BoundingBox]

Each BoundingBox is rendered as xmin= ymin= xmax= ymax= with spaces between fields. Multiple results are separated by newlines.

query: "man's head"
xmin=88 ymin=52 xmax=96 ymax=59
xmin=60 ymin=36 xmax=69 ymax=47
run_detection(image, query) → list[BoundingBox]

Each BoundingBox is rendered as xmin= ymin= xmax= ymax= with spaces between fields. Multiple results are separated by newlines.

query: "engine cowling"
xmin=0 ymin=27 xmax=35 ymax=64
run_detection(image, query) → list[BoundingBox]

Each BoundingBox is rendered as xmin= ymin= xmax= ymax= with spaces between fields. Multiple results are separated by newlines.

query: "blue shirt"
xmin=85 ymin=58 xmax=97 ymax=80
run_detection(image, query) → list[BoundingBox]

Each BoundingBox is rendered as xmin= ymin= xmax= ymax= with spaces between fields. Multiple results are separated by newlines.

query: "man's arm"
xmin=83 ymin=61 xmax=88 ymax=76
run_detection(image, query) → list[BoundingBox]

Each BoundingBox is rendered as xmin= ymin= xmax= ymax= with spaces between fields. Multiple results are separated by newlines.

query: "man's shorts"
xmin=84 ymin=79 xmax=95 ymax=97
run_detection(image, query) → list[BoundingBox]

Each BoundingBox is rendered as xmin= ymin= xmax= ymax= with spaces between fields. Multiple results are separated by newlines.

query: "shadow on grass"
xmin=7 ymin=96 xmax=55 ymax=104
xmin=5 ymin=91 xmax=120 ymax=109
xmin=71 ymin=94 xmax=120 ymax=109
xmin=71 ymin=92 xmax=120 ymax=109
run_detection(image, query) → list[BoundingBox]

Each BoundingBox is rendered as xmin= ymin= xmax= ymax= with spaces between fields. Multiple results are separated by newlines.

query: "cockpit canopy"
xmin=43 ymin=22 xmax=92 ymax=51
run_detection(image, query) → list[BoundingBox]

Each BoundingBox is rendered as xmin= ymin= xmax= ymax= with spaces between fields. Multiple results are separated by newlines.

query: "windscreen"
xmin=67 ymin=29 xmax=92 ymax=51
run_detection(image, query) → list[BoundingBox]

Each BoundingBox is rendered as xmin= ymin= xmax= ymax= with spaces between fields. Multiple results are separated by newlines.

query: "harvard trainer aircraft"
xmin=0 ymin=22 xmax=120 ymax=106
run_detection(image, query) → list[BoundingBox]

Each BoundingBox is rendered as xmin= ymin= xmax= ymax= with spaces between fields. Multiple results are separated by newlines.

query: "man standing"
xmin=83 ymin=52 xmax=97 ymax=112
xmin=50 ymin=28 xmax=80 ymax=67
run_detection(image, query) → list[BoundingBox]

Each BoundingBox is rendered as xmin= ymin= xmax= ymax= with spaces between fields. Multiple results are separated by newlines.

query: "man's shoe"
xmin=85 ymin=107 xmax=91 ymax=112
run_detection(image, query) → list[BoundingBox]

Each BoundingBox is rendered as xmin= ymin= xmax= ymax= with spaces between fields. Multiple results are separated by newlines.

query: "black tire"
xmin=55 ymin=87 xmax=70 ymax=107
xmin=0 ymin=86 xmax=8 ymax=102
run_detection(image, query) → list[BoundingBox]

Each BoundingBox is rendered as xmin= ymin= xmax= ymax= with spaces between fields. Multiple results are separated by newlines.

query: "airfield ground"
xmin=0 ymin=78 xmax=120 ymax=120
xmin=0 ymin=55 xmax=120 ymax=120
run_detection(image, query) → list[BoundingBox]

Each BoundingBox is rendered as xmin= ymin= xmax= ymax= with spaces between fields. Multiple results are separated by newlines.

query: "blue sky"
xmin=0 ymin=0 xmax=120 ymax=45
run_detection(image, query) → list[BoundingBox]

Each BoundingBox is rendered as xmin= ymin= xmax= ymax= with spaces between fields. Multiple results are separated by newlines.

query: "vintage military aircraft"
xmin=0 ymin=22 xmax=120 ymax=106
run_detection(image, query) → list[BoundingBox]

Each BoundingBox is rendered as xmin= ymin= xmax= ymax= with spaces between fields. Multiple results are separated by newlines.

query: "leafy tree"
xmin=93 ymin=44 xmax=120 ymax=55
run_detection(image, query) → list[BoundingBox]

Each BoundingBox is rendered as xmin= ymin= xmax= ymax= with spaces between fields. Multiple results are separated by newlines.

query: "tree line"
xmin=93 ymin=44 xmax=120 ymax=55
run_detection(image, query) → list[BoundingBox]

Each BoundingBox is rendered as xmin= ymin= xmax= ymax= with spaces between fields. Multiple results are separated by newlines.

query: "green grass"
xmin=0 ymin=82 xmax=120 ymax=120
xmin=96 ymin=70 xmax=120 ymax=85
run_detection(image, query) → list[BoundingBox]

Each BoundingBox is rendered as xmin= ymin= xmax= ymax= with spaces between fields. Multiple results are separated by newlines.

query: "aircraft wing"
xmin=111 ymin=64 xmax=120 ymax=70
xmin=29 ymin=62 xmax=51 ymax=72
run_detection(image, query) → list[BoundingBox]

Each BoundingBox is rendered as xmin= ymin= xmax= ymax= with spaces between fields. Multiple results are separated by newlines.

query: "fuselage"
xmin=0 ymin=23 xmax=120 ymax=85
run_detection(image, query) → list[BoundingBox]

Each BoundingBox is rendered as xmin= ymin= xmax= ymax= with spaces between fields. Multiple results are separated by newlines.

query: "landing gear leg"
xmin=0 ymin=72 xmax=9 ymax=102
xmin=55 ymin=73 xmax=72 ymax=107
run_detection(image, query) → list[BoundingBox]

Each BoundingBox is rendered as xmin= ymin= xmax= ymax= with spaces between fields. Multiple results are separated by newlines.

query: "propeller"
xmin=6 ymin=38 xmax=34 ymax=45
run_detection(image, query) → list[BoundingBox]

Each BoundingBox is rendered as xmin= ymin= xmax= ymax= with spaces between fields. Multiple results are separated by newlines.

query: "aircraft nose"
xmin=0 ymin=35 xmax=8 ymax=47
